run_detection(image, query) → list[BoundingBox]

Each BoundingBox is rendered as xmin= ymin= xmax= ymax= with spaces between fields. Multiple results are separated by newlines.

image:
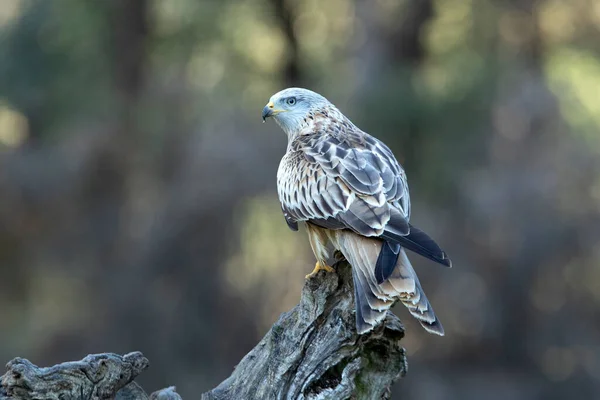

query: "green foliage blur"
xmin=1 ymin=0 xmax=600 ymax=398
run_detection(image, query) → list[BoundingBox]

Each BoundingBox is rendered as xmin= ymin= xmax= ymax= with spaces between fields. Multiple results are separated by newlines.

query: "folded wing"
xmin=278 ymin=124 xmax=450 ymax=277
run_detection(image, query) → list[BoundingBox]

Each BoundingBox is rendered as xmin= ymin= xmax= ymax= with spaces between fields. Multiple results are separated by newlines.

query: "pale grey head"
xmin=262 ymin=88 xmax=331 ymax=134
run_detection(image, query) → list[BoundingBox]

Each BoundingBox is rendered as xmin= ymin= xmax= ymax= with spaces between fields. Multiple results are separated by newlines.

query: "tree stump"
xmin=1 ymin=261 xmax=407 ymax=399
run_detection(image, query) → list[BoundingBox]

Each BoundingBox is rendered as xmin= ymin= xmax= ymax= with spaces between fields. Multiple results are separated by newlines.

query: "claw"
xmin=305 ymin=261 xmax=335 ymax=279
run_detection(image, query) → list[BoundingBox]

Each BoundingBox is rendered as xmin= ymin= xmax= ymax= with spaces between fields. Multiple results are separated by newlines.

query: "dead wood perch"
xmin=202 ymin=261 xmax=407 ymax=399
xmin=0 ymin=262 xmax=407 ymax=400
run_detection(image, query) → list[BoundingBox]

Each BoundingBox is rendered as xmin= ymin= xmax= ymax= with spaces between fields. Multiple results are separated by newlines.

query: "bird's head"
xmin=262 ymin=88 xmax=330 ymax=134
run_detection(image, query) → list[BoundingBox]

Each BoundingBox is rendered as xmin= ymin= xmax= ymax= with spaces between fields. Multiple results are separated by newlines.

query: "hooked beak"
xmin=262 ymin=101 xmax=285 ymax=122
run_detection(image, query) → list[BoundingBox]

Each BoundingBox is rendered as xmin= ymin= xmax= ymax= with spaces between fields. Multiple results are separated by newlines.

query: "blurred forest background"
xmin=1 ymin=0 xmax=600 ymax=399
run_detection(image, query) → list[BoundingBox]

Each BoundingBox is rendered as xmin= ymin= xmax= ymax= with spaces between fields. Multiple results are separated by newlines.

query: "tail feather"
xmin=334 ymin=231 xmax=444 ymax=336
xmin=380 ymin=249 xmax=444 ymax=335
xmin=351 ymin=267 xmax=380 ymax=333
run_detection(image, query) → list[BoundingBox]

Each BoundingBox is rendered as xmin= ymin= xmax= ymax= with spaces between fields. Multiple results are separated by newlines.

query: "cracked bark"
xmin=0 ymin=352 xmax=182 ymax=400
xmin=202 ymin=261 xmax=407 ymax=399
xmin=1 ymin=262 xmax=407 ymax=400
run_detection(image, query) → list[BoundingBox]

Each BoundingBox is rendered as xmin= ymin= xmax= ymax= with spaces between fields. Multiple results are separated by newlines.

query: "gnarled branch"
xmin=1 ymin=262 xmax=406 ymax=399
xmin=202 ymin=261 xmax=406 ymax=399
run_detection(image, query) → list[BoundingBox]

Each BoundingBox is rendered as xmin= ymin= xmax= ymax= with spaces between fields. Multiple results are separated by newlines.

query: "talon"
xmin=305 ymin=261 xmax=335 ymax=279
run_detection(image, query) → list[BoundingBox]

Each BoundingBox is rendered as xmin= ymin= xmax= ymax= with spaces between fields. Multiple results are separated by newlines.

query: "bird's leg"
xmin=305 ymin=224 xmax=337 ymax=278
xmin=305 ymin=260 xmax=335 ymax=279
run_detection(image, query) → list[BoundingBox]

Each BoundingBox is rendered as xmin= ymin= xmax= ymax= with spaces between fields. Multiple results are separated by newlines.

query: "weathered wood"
xmin=0 ymin=351 xmax=148 ymax=399
xmin=1 ymin=261 xmax=406 ymax=400
xmin=202 ymin=261 xmax=407 ymax=400
xmin=0 ymin=351 xmax=182 ymax=400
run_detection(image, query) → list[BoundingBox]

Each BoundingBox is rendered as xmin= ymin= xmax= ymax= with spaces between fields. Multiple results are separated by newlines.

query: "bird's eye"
xmin=286 ymin=97 xmax=297 ymax=106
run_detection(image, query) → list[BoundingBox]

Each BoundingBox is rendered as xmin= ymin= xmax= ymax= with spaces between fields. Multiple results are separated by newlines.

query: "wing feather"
xmin=277 ymin=112 xmax=448 ymax=270
xmin=277 ymin=119 xmax=411 ymax=240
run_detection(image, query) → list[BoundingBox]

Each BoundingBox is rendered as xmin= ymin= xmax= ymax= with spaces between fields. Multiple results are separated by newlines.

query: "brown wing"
xmin=277 ymin=126 xmax=410 ymax=238
xmin=277 ymin=117 xmax=450 ymax=270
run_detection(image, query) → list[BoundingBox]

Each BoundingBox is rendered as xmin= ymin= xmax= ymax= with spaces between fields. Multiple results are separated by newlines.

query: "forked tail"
xmin=335 ymin=231 xmax=444 ymax=335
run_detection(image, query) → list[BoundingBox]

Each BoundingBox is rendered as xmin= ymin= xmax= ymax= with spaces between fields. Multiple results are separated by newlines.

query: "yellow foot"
xmin=305 ymin=261 xmax=335 ymax=279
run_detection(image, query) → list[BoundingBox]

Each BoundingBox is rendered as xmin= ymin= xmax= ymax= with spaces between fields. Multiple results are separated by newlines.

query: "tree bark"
xmin=1 ymin=262 xmax=407 ymax=400
xmin=0 ymin=352 xmax=182 ymax=400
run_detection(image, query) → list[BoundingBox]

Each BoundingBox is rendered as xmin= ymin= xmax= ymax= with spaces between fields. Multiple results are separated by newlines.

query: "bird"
xmin=262 ymin=88 xmax=451 ymax=336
